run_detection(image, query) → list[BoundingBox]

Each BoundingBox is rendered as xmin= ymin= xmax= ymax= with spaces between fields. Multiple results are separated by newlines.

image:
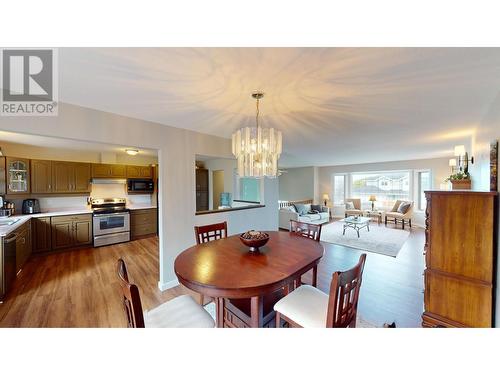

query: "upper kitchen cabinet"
xmin=52 ymin=161 xmax=91 ymax=193
xmin=31 ymin=159 xmax=53 ymax=193
xmin=126 ymin=165 xmax=153 ymax=179
xmin=6 ymin=157 xmax=30 ymax=195
xmin=92 ymin=163 xmax=127 ymax=178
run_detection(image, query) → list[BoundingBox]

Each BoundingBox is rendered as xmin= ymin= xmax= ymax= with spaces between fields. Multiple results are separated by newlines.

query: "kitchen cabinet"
xmin=32 ymin=217 xmax=52 ymax=253
xmin=15 ymin=220 xmax=32 ymax=272
xmin=130 ymin=208 xmax=157 ymax=238
xmin=92 ymin=163 xmax=127 ymax=178
xmin=31 ymin=159 xmax=53 ymax=193
xmin=52 ymin=161 xmax=91 ymax=193
xmin=196 ymin=168 xmax=209 ymax=211
xmin=126 ymin=165 xmax=153 ymax=179
xmin=6 ymin=157 xmax=30 ymax=194
xmin=51 ymin=214 xmax=92 ymax=250
xmin=73 ymin=162 xmax=91 ymax=192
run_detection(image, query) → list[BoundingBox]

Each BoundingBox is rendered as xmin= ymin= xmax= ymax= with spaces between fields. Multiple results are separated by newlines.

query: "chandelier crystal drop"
xmin=231 ymin=92 xmax=282 ymax=178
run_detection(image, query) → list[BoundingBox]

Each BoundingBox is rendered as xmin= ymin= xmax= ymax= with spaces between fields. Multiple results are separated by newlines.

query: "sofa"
xmin=385 ymin=200 xmax=414 ymax=229
xmin=279 ymin=201 xmax=330 ymax=230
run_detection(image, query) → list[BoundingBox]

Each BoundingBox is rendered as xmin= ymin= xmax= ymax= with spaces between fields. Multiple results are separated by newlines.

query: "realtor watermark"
xmin=1 ymin=48 xmax=58 ymax=116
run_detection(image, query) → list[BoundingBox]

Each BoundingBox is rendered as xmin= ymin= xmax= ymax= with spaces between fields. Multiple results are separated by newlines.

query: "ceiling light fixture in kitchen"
xmin=126 ymin=149 xmax=139 ymax=156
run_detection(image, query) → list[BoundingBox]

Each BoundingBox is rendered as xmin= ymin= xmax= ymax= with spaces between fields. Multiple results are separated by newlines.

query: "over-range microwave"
xmin=127 ymin=179 xmax=154 ymax=193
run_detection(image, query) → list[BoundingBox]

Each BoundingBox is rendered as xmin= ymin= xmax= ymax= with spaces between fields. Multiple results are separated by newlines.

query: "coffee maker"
xmin=22 ymin=199 xmax=41 ymax=214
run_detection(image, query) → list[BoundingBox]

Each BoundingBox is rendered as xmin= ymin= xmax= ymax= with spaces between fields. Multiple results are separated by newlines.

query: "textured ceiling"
xmin=56 ymin=48 xmax=500 ymax=167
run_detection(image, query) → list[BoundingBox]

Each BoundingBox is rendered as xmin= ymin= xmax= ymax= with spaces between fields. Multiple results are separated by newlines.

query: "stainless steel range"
xmin=91 ymin=198 xmax=130 ymax=247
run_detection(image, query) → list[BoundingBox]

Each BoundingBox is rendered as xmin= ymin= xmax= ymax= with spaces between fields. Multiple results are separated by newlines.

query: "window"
xmin=418 ymin=170 xmax=431 ymax=211
xmin=351 ymin=171 xmax=410 ymax=210
xmin=239 ymin=177 xmax=260 ymax=202
xmin=333 ymin=175 xmax=346 ymax=205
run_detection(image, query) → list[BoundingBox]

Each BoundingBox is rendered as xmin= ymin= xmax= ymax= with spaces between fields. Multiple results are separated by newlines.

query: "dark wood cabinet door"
xmin=32 ymin=217 xmax=52 ymax=253
xmin=110 ymin=164 xmax=127 ymax=178
xmin=73 ymin=163 xmax=91 ymax=192
xmin=52 ymin=161 xmax=73 ymax=193
xmin=15 ymin=224 xmax=31 ymax=272
xmin=196 ymin=191 xmax=208 ymax=211
xmin=51 ymin=221 xmax=73 ymax=250
xmin=73 ymin=219 xmax=92 ymax=246
xmin=31 ymin=159 xmax=53 ymax=194
xmin=196 ymin=169 xmax=209 ymax=191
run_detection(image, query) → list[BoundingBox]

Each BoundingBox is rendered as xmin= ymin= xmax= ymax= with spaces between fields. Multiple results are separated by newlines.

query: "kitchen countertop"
xmin=0 ymin=205 xmax=157 ymax=238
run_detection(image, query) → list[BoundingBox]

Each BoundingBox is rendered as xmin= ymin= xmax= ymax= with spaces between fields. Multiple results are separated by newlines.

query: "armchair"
xmin=344 ymin=198 xmax=363 ymax=217
xmin=385 ymin=200 xmax=414 ymax=229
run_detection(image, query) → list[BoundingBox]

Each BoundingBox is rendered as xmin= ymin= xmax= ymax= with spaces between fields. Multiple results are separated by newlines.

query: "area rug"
xmin=203 ymin=302 xmax=377 ymax=328
xmin=320 ymin=221 xmax=410 ymax=257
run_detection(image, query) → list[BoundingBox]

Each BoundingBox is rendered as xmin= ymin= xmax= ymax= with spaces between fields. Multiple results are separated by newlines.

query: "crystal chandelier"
xmin=231 ymin=92 xmax=282 ymax=178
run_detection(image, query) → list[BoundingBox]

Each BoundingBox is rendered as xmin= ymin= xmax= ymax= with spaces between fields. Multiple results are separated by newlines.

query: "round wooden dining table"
xmin=174 ymin=231 xmax=324 ymax=328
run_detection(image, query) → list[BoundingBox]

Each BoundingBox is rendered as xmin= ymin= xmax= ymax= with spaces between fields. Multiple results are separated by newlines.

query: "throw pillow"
xmin=397 ymin=201 xmax=411 ymax=214
xmin=288 ymin=205 xmax=297 ymax=213
xmin=311 ymin=204 xmax=322 ymax=212
xmin=308 ymin=209 xmax=320 ymax=214
xmin=345 ymin=201 xmax=355 ymax=210
xmin=294 ymin=204 xmax=308 ymax=215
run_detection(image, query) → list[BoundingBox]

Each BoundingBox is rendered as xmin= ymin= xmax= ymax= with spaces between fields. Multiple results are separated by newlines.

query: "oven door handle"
xmin=93 ymin=212 xmax=129 ymax=218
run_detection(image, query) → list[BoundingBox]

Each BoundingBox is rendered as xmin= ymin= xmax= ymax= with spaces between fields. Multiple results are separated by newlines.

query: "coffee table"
xmin=341 ymin=216 xmax=370 ymax=238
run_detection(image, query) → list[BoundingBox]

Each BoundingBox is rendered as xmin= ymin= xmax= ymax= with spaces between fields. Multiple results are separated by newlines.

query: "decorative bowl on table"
xmin=239 ymin=230 xmax=269 ymax=252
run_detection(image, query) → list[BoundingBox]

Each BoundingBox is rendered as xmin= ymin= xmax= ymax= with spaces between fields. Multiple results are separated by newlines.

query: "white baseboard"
xmin=158 ymin=278 xmax=179 ymax=291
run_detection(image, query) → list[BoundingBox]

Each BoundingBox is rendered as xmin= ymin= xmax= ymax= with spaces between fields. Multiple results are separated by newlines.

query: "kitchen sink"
xmin=0 ymin=218 xmax=21 ymax=226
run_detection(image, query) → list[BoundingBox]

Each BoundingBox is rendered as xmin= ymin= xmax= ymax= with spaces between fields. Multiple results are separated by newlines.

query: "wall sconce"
xmin=453 ymin=145 xmax=474 ymax=173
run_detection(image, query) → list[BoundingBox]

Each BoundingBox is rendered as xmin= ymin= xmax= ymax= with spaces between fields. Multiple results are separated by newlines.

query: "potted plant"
xmin=445 ymin=171 xmax=472 ymax=190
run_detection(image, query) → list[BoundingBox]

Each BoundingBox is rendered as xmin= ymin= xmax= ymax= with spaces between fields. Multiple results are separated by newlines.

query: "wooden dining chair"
xmin=194 ymin=221 xmax=228 ymax=244
xmin=274 ymin=253 xmax=367 ymax=328
xmin=289 ymin=220 xmax=322 ymax=241
xmin=289 ymin=220 xmax=323 ymax=287
xmin=116 ymin=258 xmax=215 ymax=328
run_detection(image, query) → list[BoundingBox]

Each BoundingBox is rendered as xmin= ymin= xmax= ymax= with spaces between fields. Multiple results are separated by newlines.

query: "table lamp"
xmin=369 ymin=195 xmax=377 ymax=210
xmin=322 ymin=193 xmax=330 ymax=206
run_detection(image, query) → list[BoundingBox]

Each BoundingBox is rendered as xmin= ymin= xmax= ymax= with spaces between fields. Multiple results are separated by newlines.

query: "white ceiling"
xmin=55 ymin=48 xmax=500 ymax=167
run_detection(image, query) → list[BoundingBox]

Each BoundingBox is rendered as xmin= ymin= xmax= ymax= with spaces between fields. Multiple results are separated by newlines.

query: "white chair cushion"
xmin=274 ymin=285 xmax=329 ymax=328
xmin=144 ymin=295 xmax=215 ymax=328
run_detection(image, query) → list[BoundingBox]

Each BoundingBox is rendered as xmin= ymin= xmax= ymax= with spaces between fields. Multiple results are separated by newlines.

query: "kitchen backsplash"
xmin=6 ymin=183 xmax=153 ymax=214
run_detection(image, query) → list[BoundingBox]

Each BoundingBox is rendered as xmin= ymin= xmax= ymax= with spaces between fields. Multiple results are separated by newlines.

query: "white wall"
xmin=0 ymin=102 xmax=278 ymax=290
xmin=470 ymin=92 xmax=500 ymax=326
xmin=278 ymin=166 xmax=316 ymax=201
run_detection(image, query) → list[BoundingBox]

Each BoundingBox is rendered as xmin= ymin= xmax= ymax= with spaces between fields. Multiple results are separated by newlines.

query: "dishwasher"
xmin=0 ymin=233 xmax=17 ymax=302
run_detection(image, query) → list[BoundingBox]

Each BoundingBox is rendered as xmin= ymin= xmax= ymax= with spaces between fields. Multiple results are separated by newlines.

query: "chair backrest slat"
xmin=289 ymin=220 xmax=322 ymax=242
xmin=117 ymin=258 xmax=145 ymax=328
xmin=194 ymin=221 xmax=228 ymax=244
xmin=326 ymin=254 xmax=367 ymax=328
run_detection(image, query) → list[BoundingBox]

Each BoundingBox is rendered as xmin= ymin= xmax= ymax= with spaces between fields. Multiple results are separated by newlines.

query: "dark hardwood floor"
xmin=0 ymin=225 xmax=424 ymax=327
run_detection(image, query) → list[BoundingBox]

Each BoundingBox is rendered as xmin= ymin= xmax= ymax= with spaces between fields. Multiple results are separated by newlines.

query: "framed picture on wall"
xmin=490 ymin=140 xmax=498 ymax=192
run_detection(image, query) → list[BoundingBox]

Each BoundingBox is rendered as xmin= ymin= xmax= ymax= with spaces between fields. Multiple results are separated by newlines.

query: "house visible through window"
xmin=418 ymin=170 xmax=431 ymax=210
xmin=351 ymin=171 xmax=410 ymax=210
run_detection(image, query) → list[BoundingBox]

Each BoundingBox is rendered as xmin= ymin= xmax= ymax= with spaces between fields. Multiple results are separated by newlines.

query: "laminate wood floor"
xmin=0 ymin=225 xmax=424 ymax=328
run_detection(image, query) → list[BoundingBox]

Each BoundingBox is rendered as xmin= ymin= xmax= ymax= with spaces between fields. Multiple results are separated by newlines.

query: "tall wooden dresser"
xmin=422 ymin=190 xmax=498 ymax=327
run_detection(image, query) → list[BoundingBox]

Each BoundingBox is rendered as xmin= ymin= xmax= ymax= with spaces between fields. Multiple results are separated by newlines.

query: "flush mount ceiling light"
xmin=126 ymin=149 xmax=139 ymax=156
xmin=231 ymin=92 xmax=282 ymax=178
